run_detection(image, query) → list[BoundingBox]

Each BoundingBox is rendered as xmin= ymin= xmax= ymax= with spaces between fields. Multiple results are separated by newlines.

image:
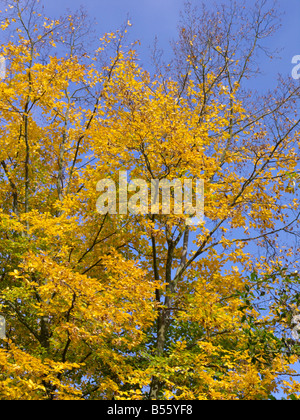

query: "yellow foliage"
xmin=0 ymin=0 xmax=299 ymax=400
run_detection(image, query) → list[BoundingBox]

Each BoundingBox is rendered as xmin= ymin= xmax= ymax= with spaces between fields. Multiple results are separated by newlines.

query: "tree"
xmin=0 ymin=0 xmax=299 ymax=400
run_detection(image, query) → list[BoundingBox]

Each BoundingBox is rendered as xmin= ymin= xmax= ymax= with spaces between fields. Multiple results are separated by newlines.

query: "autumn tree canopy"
xmin=0 ymin=0 xmax=300 ymax=400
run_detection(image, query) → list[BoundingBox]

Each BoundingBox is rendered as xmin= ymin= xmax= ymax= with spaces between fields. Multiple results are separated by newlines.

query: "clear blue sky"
xmin=42 ymin=0 xmax=300 ymax=90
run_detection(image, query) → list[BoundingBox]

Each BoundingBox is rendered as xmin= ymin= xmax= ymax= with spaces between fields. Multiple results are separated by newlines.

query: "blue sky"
xmin=42 ymin=0 xmax=300 ymax=91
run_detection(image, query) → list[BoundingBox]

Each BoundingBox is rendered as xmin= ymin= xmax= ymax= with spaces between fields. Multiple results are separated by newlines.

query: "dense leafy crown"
xmin=0 ymin=0 xmax=300 ymax=400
